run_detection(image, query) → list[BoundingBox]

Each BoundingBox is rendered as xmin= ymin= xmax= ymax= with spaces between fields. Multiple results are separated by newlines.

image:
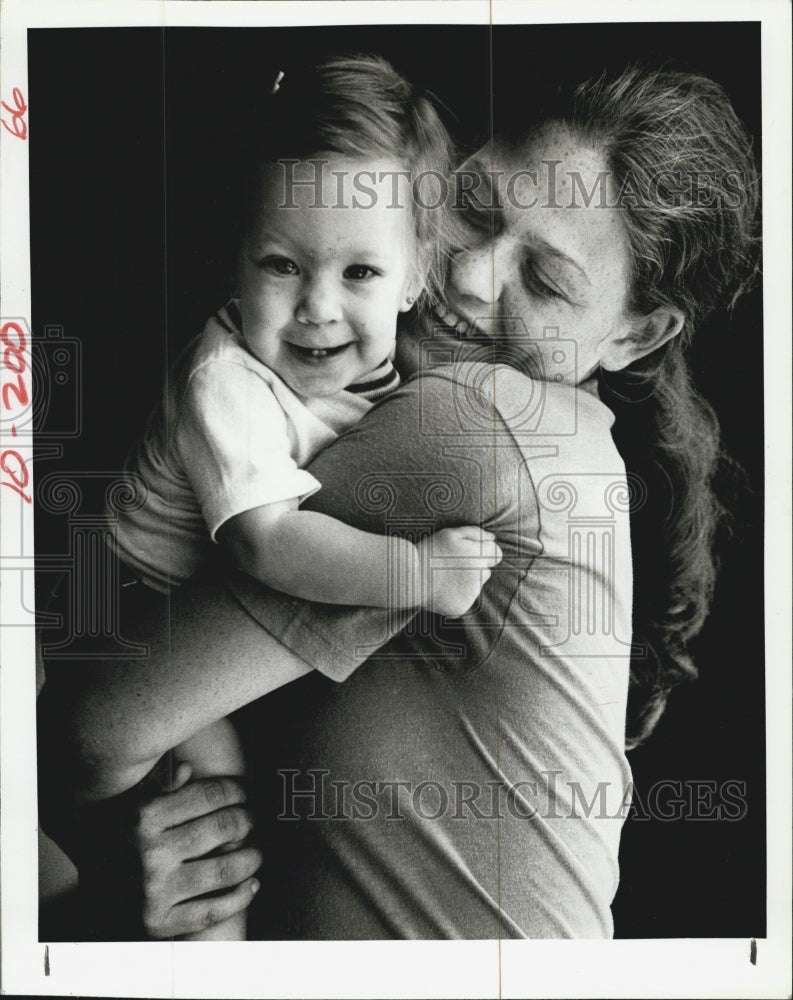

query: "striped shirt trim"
xmin=224 ymin=299 xmax=244 ymax=332
xmin=345 ymin=360 xmax=400 ymax=400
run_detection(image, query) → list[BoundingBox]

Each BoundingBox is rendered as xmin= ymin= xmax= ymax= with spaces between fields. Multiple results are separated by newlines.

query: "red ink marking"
xmin=3 ymin=344 xmax=25 ymax=373
xmin=1 ymin=87 xmax=28 ymax=140
xmin=1 ymin=322 xmax=31 ymax=500
xmin=2 ymin=322 xmax=29 ymax=410
xmin=2 ymin=372 xmax=29 ymax=410
xmin=1 ymin=480 xmax=31 ymax=502
xmin=1 ymin=321 xmax=26 ymax=352
xmin=1 ymin=448 xmax=31 ymax=502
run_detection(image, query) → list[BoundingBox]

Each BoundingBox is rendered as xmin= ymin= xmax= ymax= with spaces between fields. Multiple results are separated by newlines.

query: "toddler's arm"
xmin=218 ymin=502 xmax=502 ymax=617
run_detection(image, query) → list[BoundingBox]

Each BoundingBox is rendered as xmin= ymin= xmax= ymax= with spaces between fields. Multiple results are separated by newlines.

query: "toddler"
xmin=110 ymin=56 xmax=501 ymax=938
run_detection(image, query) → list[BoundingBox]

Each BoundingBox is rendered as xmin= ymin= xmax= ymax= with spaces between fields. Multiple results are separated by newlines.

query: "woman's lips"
xmin=433 ymin=304 xmax=470 ymax=336
xmin=432 ymin=306 xmax=489 ymax=341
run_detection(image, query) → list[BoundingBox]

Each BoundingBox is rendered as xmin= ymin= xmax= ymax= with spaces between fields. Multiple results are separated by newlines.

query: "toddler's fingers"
xmin=463 ymin=539 xmax=502 ymax=566
xmin=443 ymin=526 xmax=502 ymax=560
xmin=453 ymin=525 xmax=497 ymax=543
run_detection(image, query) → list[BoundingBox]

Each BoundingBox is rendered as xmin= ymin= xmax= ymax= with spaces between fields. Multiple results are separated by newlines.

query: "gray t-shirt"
xmin=229 ymin=363 xmax=634 ymax=938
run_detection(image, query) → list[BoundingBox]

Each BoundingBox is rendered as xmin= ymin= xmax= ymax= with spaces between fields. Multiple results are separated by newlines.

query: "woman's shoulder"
xmin=407 ymin=362 xmax=614 ymax=442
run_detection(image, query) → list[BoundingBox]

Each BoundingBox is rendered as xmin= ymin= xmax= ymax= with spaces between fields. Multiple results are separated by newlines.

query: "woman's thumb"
xmin=165 ymin=761 xmax=193 ymax=793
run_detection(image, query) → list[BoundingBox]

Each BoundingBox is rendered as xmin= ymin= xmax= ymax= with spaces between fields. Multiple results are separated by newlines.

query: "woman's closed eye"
xmin=522 ymin=260 xmax=565 ymax=301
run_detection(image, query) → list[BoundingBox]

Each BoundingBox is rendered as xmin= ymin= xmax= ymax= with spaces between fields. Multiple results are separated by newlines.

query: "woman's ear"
xmin=601 ymin=305 xmax=685 ymax=370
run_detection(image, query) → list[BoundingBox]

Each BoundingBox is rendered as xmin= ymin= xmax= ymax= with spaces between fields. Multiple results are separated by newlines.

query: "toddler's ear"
xmin=399 ymin=262 xmax=427 ymax=313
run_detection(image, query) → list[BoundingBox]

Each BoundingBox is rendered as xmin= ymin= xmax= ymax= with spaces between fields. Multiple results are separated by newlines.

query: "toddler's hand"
xmin=416 ymin=526 xmax=502 ymax=617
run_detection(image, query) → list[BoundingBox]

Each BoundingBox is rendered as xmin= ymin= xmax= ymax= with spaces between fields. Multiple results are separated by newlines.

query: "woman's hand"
xmin=416 ymin=526 xmax=502 ymax=617
xmin=133 ymin=763 xmax=263 ymax=939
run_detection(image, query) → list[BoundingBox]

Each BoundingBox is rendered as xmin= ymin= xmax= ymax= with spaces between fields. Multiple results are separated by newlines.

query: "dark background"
xmin=30 ymin=23 xmax=764 ymax=938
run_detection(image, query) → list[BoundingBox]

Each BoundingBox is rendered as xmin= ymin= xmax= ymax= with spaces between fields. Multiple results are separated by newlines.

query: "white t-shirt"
xmin=113 ymin=303 xmax=398 ymax=591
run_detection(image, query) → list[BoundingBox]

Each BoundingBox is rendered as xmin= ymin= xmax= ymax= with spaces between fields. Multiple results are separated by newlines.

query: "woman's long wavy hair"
xmin=549 ymin=67 xmax=760 ymax=747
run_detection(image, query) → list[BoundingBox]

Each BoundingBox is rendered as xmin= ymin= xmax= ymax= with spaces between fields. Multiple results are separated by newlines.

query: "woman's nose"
xmin=295 ymin=274 xmax=342 ymax=325
xmin=451 ymin=238 xmax=507 ymax=307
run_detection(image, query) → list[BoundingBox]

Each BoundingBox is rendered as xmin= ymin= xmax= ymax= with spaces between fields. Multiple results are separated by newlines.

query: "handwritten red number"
xmin=1 ymin=88 xmax=28 ymax=140
xmin=1 ymin=323 xmax=29 ymax=411
xmin=1 ymin=325 xmax=30 ymax=484
xmin=1 ymin=449 xmax=31 ymax=503
xmin=1 ymin=322 xmax=26 ymax=352
xmin=2 ymin=373 xmax=29 ymax=410
xmin=3 ymin=347 xmax=25 ymax=374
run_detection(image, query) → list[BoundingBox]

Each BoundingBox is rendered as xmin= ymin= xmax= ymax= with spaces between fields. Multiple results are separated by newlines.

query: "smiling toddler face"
xmin=239 ymin=155 xmax=418 ymax=398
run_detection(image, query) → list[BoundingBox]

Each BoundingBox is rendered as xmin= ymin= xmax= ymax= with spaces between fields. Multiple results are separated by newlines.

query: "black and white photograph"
xmin=0 ymin=2 xmax=790 ymax=997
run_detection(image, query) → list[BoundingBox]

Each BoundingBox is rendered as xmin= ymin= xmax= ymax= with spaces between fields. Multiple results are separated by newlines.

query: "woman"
xmin=38 ymin=63 xmax=759 ymax=939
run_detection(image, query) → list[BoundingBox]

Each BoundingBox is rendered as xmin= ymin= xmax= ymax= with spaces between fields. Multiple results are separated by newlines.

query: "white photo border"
xmin=1 ymin=1 xmax=790 ymax=997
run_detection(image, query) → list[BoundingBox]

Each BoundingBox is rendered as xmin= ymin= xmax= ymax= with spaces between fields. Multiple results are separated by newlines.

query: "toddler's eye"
xmin=344 ymin=264 xmax=380 ymax=281
xmin=260 ymin=256 xmax=299 ymax=276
